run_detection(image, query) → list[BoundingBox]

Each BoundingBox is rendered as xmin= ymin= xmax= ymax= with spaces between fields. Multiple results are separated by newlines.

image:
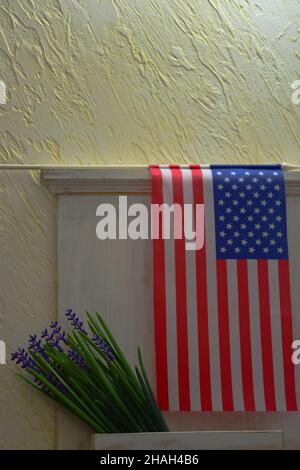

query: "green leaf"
xmin=137 ymin=347 xmax=169 ymax=431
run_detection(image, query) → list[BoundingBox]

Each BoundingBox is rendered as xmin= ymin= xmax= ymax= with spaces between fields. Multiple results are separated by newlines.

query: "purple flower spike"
xmin=92 ymin=335 xmax=115 ymax=361
xmin=41 ymin=322 xmax=68 ymax=351
xmin=49 ymin=336 xmax=64 ymax=352
xmin=41 ymin=329 xmax=54 ymax=341
xmin=33 ymin=372 xmax=68 ymax=396
xmin=11 ymin=348 xmax=38 ymax=371
xmin=46 ymin=372 xmax=69 ymax=395
xmin=65 ymin=309 xmax=87 ymax=335
xmin=28 ymin=336 xmax=49 ymax=361
xmin=58 ymin=330 xmax=68 ymax=345
xmin=67 ymin=349 xmax=88 ymax=369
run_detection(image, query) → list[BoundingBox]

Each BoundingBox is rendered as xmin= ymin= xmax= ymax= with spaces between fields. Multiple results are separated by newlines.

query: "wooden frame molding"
xmin=41 ymin=168 xmax=300 ymax=196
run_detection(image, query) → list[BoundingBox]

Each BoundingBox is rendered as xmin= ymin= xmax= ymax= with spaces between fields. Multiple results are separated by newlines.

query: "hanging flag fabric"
xmin=149 ymin=164 xmax=297 ymax=412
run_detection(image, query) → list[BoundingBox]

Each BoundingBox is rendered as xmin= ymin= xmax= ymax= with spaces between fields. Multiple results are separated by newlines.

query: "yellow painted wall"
xmin=0 ymin=0 xmax=299 ymax=449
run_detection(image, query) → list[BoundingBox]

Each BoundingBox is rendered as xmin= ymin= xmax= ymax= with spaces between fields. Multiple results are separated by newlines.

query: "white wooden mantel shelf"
xmin=92 ymin=430 xmax=284 ymax=450
xmin=40 ymin=167 xmax=300 ymax=196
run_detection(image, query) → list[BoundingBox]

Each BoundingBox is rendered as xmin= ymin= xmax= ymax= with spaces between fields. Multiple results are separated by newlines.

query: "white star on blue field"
xmin=211 ymin=166 xmax=288 ymax=260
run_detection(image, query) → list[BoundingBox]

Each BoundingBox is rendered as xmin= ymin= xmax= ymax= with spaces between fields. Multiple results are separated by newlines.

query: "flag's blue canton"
xmin=212 ymin=166 xmax=288 ymax=259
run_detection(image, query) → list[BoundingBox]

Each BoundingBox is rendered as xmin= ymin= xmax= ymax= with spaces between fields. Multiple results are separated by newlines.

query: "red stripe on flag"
xmin=237 ymin=260 xmax=255 ymax=411
xmin=278 ymin=260 xmax=297 ymax=410
xmin=216 ymin=259 xmax=234 ymax=411
xmin=257 ymin=260 xmax=276 ymax=411
xmin=149 ymin=165 xmax=169 ymax=410
xmin=170 ymin=165 xmax=191 ymax=411
xmin=191 ymin=164 xmax=212 ymax=411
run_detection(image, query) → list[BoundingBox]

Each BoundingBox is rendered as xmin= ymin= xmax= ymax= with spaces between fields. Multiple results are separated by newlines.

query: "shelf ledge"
xmin=41 ymin=168 xmax=300 ymax=196
xmin=92 ymin=430 xmax=283 ymax=450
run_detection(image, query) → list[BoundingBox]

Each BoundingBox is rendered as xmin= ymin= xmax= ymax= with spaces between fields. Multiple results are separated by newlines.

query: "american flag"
xmin=150 ymin=164 xmax=297 ymax=411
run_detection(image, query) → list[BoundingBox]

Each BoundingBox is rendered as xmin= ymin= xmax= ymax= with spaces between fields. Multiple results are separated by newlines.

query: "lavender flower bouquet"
xmin=12 ymin=310 xmax=169 ymax=433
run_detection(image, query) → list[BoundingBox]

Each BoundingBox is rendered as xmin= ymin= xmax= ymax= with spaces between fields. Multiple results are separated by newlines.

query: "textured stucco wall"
xmin=0 ymin=0 xmax=300 ymax=449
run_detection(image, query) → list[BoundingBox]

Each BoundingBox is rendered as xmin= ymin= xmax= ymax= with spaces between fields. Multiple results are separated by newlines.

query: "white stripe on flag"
xmin=182 ymin=168 xmax=201 ymax=411
xmin=161 ymin=167 xmax=179 ymax=410
xmin=202 ymin=168 xmax=222 ymax=411
xmin=248 ymin=260 xmax=265 ymax=410
xmin=268 ymin=259 xmax=286 ymax=411
xmin=227 ymin=260 xmax=244 ymax=411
